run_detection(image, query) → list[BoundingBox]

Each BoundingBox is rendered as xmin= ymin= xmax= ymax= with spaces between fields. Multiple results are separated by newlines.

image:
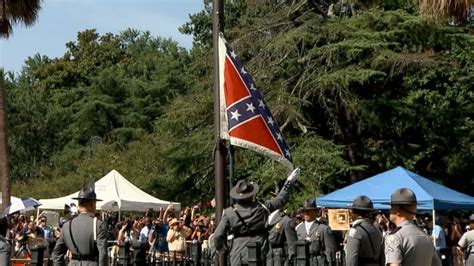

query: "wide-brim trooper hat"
xmin=350 ymin=195 xmax=374 ymax=211
xmin=72 ymin=179 xmax=102 ymax=201
xmin=302 ymin=198 xmax=318 ymax=211
xmin=390 ymin=188 xmax=417 ymax=205
xmin=229 ymin=180 xmax=259 ymax=200
xmin=469 ymin=213 xmax=474 ymax=222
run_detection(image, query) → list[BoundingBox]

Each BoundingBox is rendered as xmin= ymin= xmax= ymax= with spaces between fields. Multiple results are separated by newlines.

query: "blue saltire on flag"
xmin=218 ymin=33 xmax=293 ymax=170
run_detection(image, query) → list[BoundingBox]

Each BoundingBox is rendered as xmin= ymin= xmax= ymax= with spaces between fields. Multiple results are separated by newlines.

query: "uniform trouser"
xmin=310 ymin=255 xmax=328 ymax=266
xmin=266 ymin=247 xmax=290 ymax=266
xmin=68 ymin=259 xmax=99 ymax=266
xmin=466 ymin=254 xmax=474 ymax=266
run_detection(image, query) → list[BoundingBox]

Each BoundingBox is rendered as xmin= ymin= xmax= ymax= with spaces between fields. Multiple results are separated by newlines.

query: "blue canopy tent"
xmin=316 ymin=166 xmax=474 ymax=211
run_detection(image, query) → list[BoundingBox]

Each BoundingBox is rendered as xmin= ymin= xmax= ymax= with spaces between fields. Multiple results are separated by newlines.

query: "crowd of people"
xmin=0 ymin=170 xmax=473 ymax=266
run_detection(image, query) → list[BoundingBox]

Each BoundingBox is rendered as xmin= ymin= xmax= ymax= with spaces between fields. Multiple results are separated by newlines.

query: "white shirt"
xmin=305 ymin=220 xmax=315 ymax=234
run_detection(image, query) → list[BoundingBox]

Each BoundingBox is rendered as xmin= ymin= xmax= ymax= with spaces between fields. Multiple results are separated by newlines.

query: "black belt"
xmin=271 ymin=244 xmax=285 ymax=248
xmin=234 ymin=232 xmax=265 ymax=238
xmin=359 ymin=257 xmax=378 ymax=263
xmin=71 ymin=254 xmax=97 ymax=261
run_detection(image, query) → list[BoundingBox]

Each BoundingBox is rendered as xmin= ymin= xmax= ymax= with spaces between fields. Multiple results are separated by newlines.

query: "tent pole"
xmin=432 ymin=209 xmax=436 ymax=246
xmin=36 ymin=208 xmax=40 ymax=220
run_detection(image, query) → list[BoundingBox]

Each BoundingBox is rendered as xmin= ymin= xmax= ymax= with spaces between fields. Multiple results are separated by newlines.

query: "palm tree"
xmin=0 ymin=0 xmax=41 ymax=210
xmin=0 ymin=0 xmax=41 ymax=37
xmin=418 ymin=0 xmax=473 ymax=24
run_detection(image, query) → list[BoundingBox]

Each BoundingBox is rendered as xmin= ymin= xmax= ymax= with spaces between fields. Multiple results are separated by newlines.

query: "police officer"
xmin=345 ymin=195 xmax=384 ymax=266
xmin=266 ymin=209 xmax=297 ymax=266
xmin=52 ymin=180 xmax=108 ymax=266
xmin=213 ymin=168 xmax=300 ymax=265
xmin=385 ymin=188 xmax=441 ymax=266
xmin=296 ymin=198 xmax=336 ymax=265
xmin=458 ymin=213 xmax=474 ymax=266
xmin=0 ymin=215 xmax=11 ymax=265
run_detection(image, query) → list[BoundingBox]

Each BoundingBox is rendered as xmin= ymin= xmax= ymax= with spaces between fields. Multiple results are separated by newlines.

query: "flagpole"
xmin=229 ymin=144 xmax=234 ymax=206
xmin=213 ymin=0 xmax=227 ymax=265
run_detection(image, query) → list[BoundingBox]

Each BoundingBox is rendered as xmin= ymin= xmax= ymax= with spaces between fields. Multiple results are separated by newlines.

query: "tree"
xmin=0 ymin=0 xmax=41 ymax=38
xmin=0 ymin=0 xmax=41 ymax=209
xmin=418 ymin=0 xmax=473 ymax=24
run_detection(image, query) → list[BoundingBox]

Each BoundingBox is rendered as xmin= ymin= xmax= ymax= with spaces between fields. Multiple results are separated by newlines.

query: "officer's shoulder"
xmin=286 ymin=217 xmax=296 ymax=228
xmin=295 ymin=222 xmax=303 ymax=231
xmin=388 ymin=227 xmax=402 ymax=235
xmin=348 ymin=224 xmax=364 ymax=238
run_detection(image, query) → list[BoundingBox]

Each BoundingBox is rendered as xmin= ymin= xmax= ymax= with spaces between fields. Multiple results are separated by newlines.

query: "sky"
xmin=0 ymin=0 xmax=204 ymax=73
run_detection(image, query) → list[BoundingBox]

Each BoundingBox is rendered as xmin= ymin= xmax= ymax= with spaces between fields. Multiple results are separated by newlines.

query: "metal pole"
xmin=213 ymin=0 xmax=227 ymax=265
xmin=229 ymin=145 xmax=234 ymax=206
xmin=432 ymin=209 xmax=436 ymax=246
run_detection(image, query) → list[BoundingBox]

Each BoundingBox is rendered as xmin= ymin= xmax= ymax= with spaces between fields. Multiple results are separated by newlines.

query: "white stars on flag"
xmin=230 ymin=110 xmax=242 ymax=121
xmin=276 ymin=133 xmax=283 ymax=141
xmin=267 ymin=116 xmax=275 ymax=126
xmin=246 ymin=103 xmax=256 ymax=113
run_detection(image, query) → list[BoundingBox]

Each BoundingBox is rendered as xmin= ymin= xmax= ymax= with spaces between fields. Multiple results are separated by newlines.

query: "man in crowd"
xmin=385 ymin=188 xmax=441 ymax=266
xmin=139 ymin=210 xmax=153 ymax=245
xmin=296 ymin=198 xmax=336 ymax=265
xmin=37 ymin=215 xmax=56 ymax=255
xmin=424 ymin=216 xmax=446 ymax=259
xmin=213 ymin=168 xmax=300 ymax=265
xmin=0 ymin=215 xmax=10 ymax=264
xmin=166 ymin=218 xmax=192 ymax=257
xmin=345 ymin=195 xmax=384 ymax=266
xmin=458 ymin=213 xmax=474 ymax=266
xmin=266 ymin=208 xmax=297 ymax=265
xmin=52 ymin=180 xmax=108 ymax=266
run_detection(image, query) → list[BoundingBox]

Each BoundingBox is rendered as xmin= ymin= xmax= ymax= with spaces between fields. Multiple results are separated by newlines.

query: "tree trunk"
xmin=0 ymin=71 xmax=10 ymax=210
xmin=335 ymin=93 xmax=364 ymax=183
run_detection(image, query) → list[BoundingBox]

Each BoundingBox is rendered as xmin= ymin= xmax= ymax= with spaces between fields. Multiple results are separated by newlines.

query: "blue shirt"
xmin=151 ymin=224 xmax=169 ymax=252
xmin=432 ymin=225 xmax=446 ymax=250
xmin=139 ymin=224 xmax=152 ymax=243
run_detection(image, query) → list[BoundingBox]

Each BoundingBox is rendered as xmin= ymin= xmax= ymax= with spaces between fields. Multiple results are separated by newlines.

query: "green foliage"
xmin=7 ymin=1 xmax=474 ymax=208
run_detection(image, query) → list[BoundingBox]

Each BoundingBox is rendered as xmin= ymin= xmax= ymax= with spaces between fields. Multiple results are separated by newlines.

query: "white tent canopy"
xmin=38 ymin=170 xmax=180 ymax=212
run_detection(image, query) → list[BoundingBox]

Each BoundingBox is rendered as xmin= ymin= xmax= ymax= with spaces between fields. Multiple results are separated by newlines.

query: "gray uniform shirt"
xmin=52 ymin=213 xmax=108 ymax=266
xmin=267 ymin=210 xmax=297 ymax=261
xmin=384 ymin=220 xmax=441 ymax=266
xmin=0 ymin=235 xmax=11 ymax=265
xmin=345 ymin=219 xmax=384 ymax=266
xmin=458 ymin=230 xmax=474 ymax=266
xmin=213 ymin=181 xmax=291 ymax=265
xmin=296 ymin=219 xmax=336 ymax=264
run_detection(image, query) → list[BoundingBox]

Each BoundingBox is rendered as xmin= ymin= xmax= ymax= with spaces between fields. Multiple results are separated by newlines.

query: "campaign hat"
xmin=302 ymin=198 xmax=318 ymax=211
xmin=390 ymin=188 xmax=417 ymax=205
xmin=350 ymin=195 xmax=374 ymax=211
xmin=229 ymin=180 xmax=259 ymax=200
xmin=72 ymin=179 xmax=102 ymax=201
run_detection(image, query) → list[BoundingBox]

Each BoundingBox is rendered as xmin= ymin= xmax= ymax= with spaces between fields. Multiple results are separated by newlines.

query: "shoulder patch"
xmin=386 ymin=235 xmax=396 ymax=246
xmin=348 ymin=228 xmax=357 ymax=238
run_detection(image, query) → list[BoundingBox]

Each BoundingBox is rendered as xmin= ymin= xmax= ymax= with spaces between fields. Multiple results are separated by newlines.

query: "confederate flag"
xmin=218 ymin=33 xmax=293 ymax=170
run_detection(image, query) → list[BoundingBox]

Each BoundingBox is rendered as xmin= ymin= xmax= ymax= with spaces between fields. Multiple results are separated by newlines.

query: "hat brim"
xmin=71 ymin=197 xmax=102 ymax=201
xmin=350 ymin=205 xmax=374 ymax=211
xmin=384 ymin=201 xmax=417 ymax=205
xmin=302 ymin=207 xmax=319 ymax=211
xmin=229 ymin=183 xmax=259 ymax=200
